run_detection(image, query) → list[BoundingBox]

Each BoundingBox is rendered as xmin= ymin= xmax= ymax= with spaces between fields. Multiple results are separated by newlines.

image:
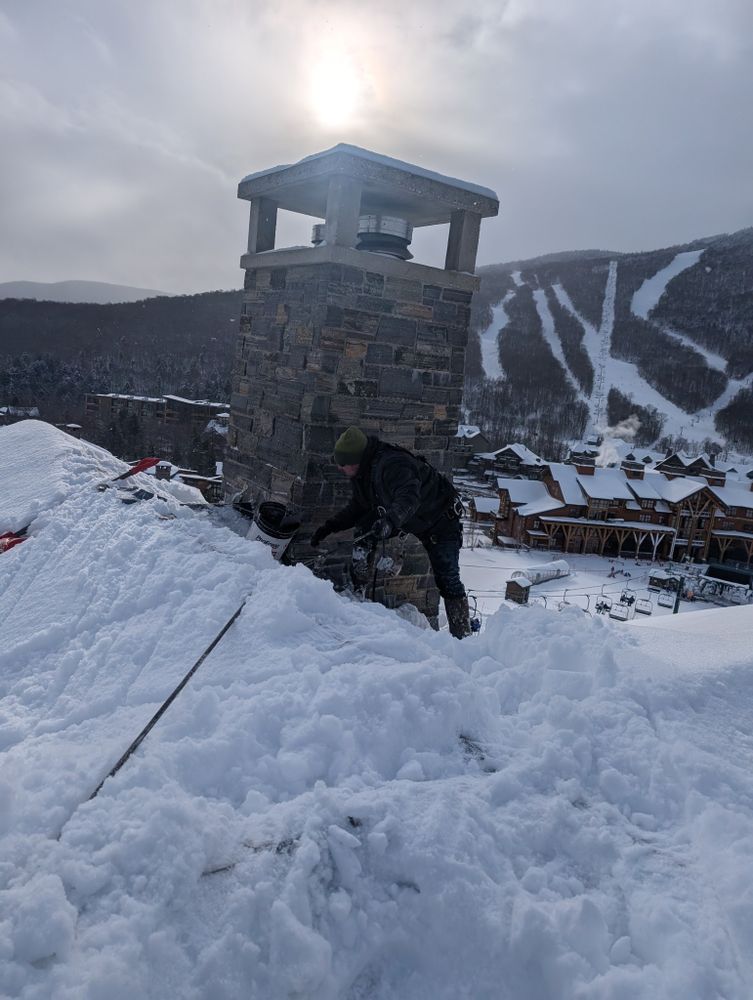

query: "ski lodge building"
xmin=468 ymin=448 xmax=753 ymax=565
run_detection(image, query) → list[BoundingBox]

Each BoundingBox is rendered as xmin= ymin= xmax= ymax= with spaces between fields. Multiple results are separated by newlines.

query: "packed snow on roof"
xmin=2 ymin=421 xmax=753 ymax=999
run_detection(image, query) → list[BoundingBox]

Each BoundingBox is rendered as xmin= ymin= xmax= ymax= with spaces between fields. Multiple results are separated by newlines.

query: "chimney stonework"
xmin=225 ymin=146 xmax=499 ymax=623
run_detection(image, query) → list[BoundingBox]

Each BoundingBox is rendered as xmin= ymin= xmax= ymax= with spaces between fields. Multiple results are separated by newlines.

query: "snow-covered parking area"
xmin=2 ymin=422 xmax=753 ymax=1000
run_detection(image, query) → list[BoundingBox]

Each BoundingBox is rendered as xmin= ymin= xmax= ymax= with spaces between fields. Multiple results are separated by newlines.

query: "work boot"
xmin=444 ymin=595 xmax=471 ymax=639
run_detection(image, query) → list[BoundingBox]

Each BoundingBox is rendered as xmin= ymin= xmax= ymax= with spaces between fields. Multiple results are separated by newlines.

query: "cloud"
xmin=0 ymin=0 xmax=752 ymax=291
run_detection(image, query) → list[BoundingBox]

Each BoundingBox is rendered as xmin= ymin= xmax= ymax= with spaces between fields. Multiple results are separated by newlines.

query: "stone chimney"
xmin=225 ymin=144 xmax=499 ymax=624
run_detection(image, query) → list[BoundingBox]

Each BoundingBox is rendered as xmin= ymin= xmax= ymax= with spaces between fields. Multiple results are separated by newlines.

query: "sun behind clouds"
xmin=307 ymin=44 xmax=368 ymax=129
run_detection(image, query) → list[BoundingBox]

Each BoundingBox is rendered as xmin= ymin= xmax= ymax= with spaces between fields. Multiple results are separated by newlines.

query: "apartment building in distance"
xmin=85 ymin=393 xmax=229 ymax=426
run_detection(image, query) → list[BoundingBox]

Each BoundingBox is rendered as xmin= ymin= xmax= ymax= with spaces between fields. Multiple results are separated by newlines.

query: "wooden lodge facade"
xmin=467 ymin=450 xmax=753 ymax=565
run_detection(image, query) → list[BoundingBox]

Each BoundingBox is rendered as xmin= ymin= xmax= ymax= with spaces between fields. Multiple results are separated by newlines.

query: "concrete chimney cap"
xmin=238 ymin=143 xmax=499 ymax=228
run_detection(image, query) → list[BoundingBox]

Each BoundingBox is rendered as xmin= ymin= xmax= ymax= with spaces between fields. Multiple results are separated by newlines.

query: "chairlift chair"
xmin=609 ymin=603 xmax=631 ymax=621
xmin=634 ymin=598 xmax=653 ymax=615
xmin=657 ymin=592 xmax=675 ymax=608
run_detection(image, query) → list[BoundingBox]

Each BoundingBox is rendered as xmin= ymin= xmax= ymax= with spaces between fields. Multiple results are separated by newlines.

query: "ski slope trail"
xmin=479 ymin=290 xmax=514 ymax=380
xmin=631 ymin=250 xmax=704 ymax=320
xmin=3 ymin=422 xmax=753 ymax=1000
xmin=630 ymin=248 xmax=731 ymax=375
xmin=553 ymin=273 xmax=693 ymax=435
xmin=533 ymin=288 xmax=587 ymax=401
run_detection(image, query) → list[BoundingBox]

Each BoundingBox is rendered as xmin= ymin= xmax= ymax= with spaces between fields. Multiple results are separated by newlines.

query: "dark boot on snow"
xmin=445 ymin=595 xmax=471 ymax=639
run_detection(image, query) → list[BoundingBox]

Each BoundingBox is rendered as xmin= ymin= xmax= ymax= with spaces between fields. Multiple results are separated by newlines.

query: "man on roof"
xmin=310 ymin=426 xmax=471 ymax=639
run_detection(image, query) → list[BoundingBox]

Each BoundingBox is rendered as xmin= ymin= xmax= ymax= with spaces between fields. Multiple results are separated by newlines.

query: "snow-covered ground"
xmin=478 ymin=291 xmax=513 ymax=380
xmin=533 ymin=289 xmax=585 ymax=400
xmin=631 ymin=250 xmax=704 ymax=320
xmin=3 ymin=421 xmax=753 ymax=1000
xmin=460 ymin=535 xmax=726 ymax=622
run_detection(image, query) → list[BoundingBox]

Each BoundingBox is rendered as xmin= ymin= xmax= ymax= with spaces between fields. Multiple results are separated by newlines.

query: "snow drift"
xmin=2 ymin=421 xmax=753 ymax=999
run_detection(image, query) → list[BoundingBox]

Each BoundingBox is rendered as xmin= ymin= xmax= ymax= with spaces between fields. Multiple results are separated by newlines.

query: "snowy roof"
xmin=710 ymin=484 xmax=753 ymax=510
xmin=7 ymin=416 xmax=753 ymax=997
xmin=164 ymin=395 xmax=230 ymax=408
xmin=625 ymin=478 xmax=663 ymax=501
xmin=487 ymin=443 xmax=545 ymax=465
xmin=576 ymin=469 xmax=634 ymax=501
xmin=718 ymin=463 xmax=753 ymax=482
xmin=658 ymin=451 xmax=713 ymax=470
xmin=471 ymin=496 xmax=501 ymax=514
xmin=517 ymin=496 xmax=565 ymax=517
xmin=546 ymin=463 xmax=587 ymax=506
xmin=645 ymin=473 xmax=707 ymax=503
xmin=622 ymin=449 xmax=664 ymax=466
xmin=97 ymin=393 xmax=163 ymax=403
xmin=239 ymin=144 xmax=499 ymax=204
xmin=497 ymin=478 xmax=553 ymax=504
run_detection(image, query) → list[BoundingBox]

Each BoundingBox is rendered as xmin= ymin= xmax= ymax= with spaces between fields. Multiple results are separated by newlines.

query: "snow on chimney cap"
xmin=239 ymin=144 xmax=499 ymax=228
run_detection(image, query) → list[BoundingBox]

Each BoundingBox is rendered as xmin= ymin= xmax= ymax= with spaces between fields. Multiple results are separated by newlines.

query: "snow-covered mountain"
xmin=3 ymin=420 xmax=753 ymax=999
xmin=470 ymin=228 xmax=753 ymax=456
xmin=0 ymin=279 xmax=169 ymax=304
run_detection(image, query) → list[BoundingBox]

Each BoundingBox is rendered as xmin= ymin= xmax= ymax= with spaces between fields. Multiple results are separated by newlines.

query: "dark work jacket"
xmin=327 ymin=437 xmax=457 ymax=539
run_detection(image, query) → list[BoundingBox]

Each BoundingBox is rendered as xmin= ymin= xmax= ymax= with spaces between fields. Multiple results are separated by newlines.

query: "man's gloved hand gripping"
xmin=371 ymin=512 xmax=393 ymax=540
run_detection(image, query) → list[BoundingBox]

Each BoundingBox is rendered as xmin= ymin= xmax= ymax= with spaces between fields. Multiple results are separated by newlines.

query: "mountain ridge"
xmin=0 ymin=278 xmax=171 ymax=304
xmin=467 ymin=226 xmax=753 ymax=456
xmin=1 ymin=227 xmax=751 ymax=456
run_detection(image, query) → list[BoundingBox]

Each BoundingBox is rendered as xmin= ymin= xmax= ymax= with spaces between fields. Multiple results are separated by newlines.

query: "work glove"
xmin=310 ymin=524 xmax=330 ymax=547
xmin=371 ymin=514 xmax=393 ymax=540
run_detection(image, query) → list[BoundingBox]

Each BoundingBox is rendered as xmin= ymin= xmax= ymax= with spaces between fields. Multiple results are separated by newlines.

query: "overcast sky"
xmin=1 ymin=0 xmax=752 ymax=294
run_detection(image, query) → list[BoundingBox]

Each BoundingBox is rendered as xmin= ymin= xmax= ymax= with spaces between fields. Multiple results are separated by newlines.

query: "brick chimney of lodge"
xmin=225 ymin=145 xmax=499 ymax=623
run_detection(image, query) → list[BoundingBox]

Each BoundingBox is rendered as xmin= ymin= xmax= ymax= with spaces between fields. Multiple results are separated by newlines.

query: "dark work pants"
xmin=419 ymin=517 xmax=466 ymax=599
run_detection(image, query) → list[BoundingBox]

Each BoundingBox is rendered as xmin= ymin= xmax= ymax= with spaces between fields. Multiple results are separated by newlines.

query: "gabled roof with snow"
xmin=710 ymin=484 xmax=753 ymax=510
xmin=546 ymin=463 xmax=587 ymax=506
xmin=657 ymin=451 xmax=713 ymax=470
xmin=471 ymin=496 xmax=500 ymax=514
xmin=517 ymin=496 xmax=565 ymax=517
xmin=576 ymin=468 xmax=635 ymax=501
xmin=497 ymin=478 xmax=552 ymax=504
xmin=500 ymin=443 xmax=545 ymax=465
xmin=625 ymin=477 xmax=663 ymax=501
xmin=477 ymin=443 xmax=544 ymax=465
xmin=645 ymin=472 xmax=708 ymax=503
xmin=722 ymin=464 xmax=753 ymax=483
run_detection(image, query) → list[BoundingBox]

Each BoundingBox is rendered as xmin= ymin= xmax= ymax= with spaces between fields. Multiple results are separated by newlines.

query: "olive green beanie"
xmin=334 ymin=426 xmax=368 ymax=466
